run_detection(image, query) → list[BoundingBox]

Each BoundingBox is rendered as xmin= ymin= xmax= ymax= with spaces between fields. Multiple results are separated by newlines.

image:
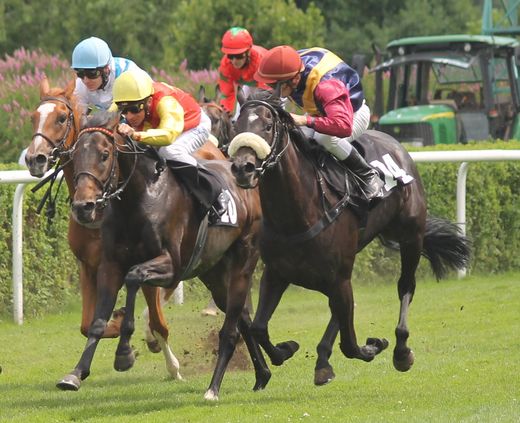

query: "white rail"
xmin=2 ymin=149 xmax=520 ymax=323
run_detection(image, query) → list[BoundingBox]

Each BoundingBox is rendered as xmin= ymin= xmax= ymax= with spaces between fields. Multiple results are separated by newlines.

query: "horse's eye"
xmin=265 ymin=123 xmax=273 ymax=131
xmin=57 ymin=114 xmax=67 ymax=124
xmin=101 ymin=151 xmax=110 ymax=161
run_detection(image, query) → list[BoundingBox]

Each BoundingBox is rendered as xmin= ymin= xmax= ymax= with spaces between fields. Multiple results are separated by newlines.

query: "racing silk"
xmin=74 ymin=57 xmax=142 ymax=113
xmin=291 ymin=48 xmax=364 ymax=114
xmin=218 ymin=45 xmax=269 ymax=113
xmin=135 ymin=82 xmax=202 ymax=146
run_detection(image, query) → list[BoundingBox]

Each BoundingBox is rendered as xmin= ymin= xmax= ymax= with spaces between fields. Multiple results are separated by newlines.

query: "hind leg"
xmin=393 ymin=240 xmax=420 ymax=372
xmin=142 ymin=287 xmax=174 ymax=353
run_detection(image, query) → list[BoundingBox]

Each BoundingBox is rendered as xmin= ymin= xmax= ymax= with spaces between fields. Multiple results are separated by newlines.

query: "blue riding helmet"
xmin=71 ymin=37 xmax=112 ymax=69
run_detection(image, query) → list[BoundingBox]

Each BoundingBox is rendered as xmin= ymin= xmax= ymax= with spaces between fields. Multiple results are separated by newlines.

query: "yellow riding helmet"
xmin=113 ymin=69 xmax=154 ymax=103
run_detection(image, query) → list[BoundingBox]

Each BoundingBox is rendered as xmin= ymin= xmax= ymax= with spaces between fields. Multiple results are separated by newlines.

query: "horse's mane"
xmin=247 ymin=90 xmax=317 ymax=155
xmin=84 ymin=110 xmax=119 ymax=129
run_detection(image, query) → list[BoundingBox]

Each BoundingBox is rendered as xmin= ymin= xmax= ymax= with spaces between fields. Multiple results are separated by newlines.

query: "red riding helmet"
xmin=221 ymin=27 xmax=253 ymax=54
xmin=254 ymin=45 xmax=304 ymax=84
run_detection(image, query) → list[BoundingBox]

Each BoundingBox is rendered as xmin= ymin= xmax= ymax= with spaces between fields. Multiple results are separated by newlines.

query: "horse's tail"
xmin=422 ymin=216 xmax=472 ymax=280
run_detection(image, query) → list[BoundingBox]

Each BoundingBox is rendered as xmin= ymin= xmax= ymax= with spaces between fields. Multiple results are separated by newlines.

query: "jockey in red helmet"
xmin=218 ymin=27 xmax=269 ymax=117
xmin=255 ymin=45 xmax=383 ymax=202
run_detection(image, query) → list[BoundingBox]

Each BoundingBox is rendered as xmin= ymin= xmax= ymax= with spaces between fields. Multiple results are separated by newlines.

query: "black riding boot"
xmin=341 ymin=148 xmax=384 ymax=201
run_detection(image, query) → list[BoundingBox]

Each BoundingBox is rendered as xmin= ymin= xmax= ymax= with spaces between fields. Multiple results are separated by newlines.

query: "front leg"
xmin=121 ymin=251 xmax=182 ymax=380
xmin=57 ymin=261 xmax=124 ymax=391
xmin=251 ymin=266 xmax=299 ymax=366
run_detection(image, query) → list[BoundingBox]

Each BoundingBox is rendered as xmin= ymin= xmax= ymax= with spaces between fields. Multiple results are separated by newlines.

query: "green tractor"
xmin=371 ymin=34 xmax=520 ymax=146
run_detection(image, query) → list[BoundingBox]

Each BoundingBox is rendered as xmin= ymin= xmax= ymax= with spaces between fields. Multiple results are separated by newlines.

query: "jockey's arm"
xmin=293 ymin=79 xmax=354 ymax=138
xmin=134 ymin=96 xmax=185 ymax=146
xmin=218 ymin=67 xmax=236 ymax=114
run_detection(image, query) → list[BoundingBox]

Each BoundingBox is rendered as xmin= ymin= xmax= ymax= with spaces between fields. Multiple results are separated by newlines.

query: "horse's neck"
xmin=260 ymin=137 xmax=320 ymax=231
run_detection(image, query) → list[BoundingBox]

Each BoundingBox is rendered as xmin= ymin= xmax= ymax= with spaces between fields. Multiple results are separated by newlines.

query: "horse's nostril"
xmin=35 ymin=154 xmax=48 ymax=165
xmin=82 ymin=202 xmax=96 ymax=212
xmin=231 ymin=163 xmax=239 ymax=175
xmin=244 ymin=162 xmax=256 ymax=173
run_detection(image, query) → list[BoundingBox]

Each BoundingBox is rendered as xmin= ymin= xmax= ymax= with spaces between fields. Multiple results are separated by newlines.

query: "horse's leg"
xmin=250 ymin=266 xmax=299 ymax=366
xmin=122 ymin=252 xmax=182 ymax=380
xmin=142 ymin=287 xmax=174 ymax=353
xmin=78 ymin=263 xmax=98 ymax=337
xmin=314 ymin=315 xmax=339 ymax=386
xmin=393 ymin=240 xmax=420 ymax=372
xmin=56 ymin=262 xmax=123 ymax=391
xmin=330 ymin=275 xmax=389 ymax=362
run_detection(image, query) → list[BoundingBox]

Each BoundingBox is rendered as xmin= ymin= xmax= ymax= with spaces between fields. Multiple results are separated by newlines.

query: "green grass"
xmin=0 ymin=273 xmax=519 ymax=422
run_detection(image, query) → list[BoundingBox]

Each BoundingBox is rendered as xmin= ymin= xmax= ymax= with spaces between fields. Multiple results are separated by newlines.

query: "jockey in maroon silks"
xmin=217 ymin=27 xmax=269 ymax=118
xmin=255 ymin=45 xmax=384 ymax=202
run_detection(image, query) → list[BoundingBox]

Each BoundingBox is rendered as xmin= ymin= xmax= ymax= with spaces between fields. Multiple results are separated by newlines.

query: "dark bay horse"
xmin=24 ymin=78 xmax=225 ymax=375
xmin=60 ymin=111 xmax=270 ymax=400
xmin=198 ymin=85 xmax=235 ymax=153
xmin=229 ymin=91 xmax=471 ymax=385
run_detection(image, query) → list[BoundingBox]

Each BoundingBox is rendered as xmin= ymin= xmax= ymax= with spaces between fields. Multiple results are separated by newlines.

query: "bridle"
xmin=72 ymin=126 xmax=142 ymax=209
xmin=31 ymin=95 xmax=76 ymax=164
xmin=240 ymin=99 xmax=290 ymax=177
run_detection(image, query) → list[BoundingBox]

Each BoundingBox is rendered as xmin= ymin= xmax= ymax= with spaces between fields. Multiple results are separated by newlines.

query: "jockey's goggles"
xmin=117 ymin=101 xmax=146 ymax=115
xmin=227 ymin=53 xmax=246 ymax=60
xmin=75 ymin=68 xmax=103 ymax=79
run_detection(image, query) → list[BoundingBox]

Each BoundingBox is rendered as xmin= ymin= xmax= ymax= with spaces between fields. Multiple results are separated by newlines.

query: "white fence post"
xmin=12 ymin=184 xmax=26 ymax=325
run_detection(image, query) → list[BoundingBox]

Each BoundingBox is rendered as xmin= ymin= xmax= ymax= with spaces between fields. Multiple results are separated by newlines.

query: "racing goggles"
xmin=75 ymin=68 xmax=103 ymax=79
xmin=117 ymin=101 xmax=146 ymax=115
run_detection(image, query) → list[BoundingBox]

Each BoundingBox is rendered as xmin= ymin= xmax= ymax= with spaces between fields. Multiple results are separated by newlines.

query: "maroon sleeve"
xmin=311 ymin=79 xmax=353 ymax=137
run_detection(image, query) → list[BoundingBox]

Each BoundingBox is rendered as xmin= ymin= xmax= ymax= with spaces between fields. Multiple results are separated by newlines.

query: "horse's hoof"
xmin=393 ymin=349 xmax=415 ymax=372
xmin=274 ymin=340 xmax=299 ymax=364
xmin=56 ymin=374 xmax=81 ymax=391
xmin=146 ymin=339 xmax=162 ymax=354
xmin=114 ymin=351 xmax=136 ymax=372
xmin=314 ymin=366 xmax=335 ymax=386
xmin=203 ymin=389 xmax=219 ymax=401
xmin=366 ymin=337 xmax=389 ymax=352
xmin=253 ymin=369 xmax=272 ymax=391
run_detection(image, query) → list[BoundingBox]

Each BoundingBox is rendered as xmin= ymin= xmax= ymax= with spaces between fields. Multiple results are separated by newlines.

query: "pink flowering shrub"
xmin=0 ymin=48 xmax=218 ymax=164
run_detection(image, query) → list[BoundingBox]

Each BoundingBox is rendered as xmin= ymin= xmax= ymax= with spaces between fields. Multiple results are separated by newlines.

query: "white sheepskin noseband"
xmin=228 ymin=132 xmax=272 ymax=159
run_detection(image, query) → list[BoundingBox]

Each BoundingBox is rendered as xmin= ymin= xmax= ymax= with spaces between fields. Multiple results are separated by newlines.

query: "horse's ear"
xmin=214 ymin=84 xmax=223 ymax=102
xmin=64 ymin=78 xmax=76 ymax=99
xmin=198 ymin=85 xmax=206 ymax=103
xmin=273 ymin=83 xmax=283 ymax=99
xmin=79 ymin=114 xmax=88 ymax=130
xmin=236 ymin=85 xmax=246 ymax=105
xmin=40 ymin=76 xmax=50 ymax=98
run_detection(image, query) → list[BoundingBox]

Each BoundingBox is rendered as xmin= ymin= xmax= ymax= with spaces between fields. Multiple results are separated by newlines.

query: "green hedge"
xmin=1 ymin=141 xmax=519 ymax=316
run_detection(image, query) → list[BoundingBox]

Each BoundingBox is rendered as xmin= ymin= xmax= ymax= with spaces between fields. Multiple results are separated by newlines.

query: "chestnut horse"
xmin=24 ymin=78 xmax=225 ymax=375
xmin=229 ymin=91 xmax=471 ymax=385
xmin=58 ymin=111 xmax=270 ymax=400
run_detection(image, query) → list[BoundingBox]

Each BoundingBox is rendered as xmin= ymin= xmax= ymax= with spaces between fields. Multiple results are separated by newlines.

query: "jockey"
xmin=255 ymin=45 xmax=384 ymax=202
xmin=218 ymin=27 xmax=269 ymax=119
xmin=71 ymin=37 xmax=146 ymax=115
xmin=114 ymin=69 xmax=222 ymax=217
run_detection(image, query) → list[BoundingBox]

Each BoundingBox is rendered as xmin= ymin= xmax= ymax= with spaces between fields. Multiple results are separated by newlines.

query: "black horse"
xmin=58 ymin=111 xmax=270 ymax=400
xmin=229 ymin=91 xmax=471 ymax=385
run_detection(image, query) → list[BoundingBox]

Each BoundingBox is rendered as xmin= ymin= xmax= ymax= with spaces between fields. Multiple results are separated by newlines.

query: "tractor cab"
xmin=371 ymin=35 xmax=520 ymax=146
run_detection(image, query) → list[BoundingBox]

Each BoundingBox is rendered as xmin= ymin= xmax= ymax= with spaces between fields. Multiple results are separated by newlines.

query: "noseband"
xmin=32 ymin=96 xmax=76 ymax=162
xmin=73 ymin=126 xmax=140 ymax=209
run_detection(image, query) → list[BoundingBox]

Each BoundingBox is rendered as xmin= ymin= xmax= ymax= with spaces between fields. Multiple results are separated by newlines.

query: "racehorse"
xmin=229 ymin=90 xmax=471 ymax=385
xmin=24 ymin=78 xmax=225 ymax=374
xmin=198 ymin=85 xmax=235 ymax=153
xmin=59 ymin=111 xmax=270 ymax=400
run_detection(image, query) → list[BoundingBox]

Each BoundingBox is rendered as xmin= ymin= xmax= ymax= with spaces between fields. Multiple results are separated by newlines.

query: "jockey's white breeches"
xmin=300 ymin=101 xmax=371 ymax=160
xmin=158 ymin=111 xmax=211 ymax=166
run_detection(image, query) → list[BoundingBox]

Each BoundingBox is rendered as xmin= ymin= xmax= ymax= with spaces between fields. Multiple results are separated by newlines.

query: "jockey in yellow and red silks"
xmin=217 ymin=27 xmax=269 ymax=117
